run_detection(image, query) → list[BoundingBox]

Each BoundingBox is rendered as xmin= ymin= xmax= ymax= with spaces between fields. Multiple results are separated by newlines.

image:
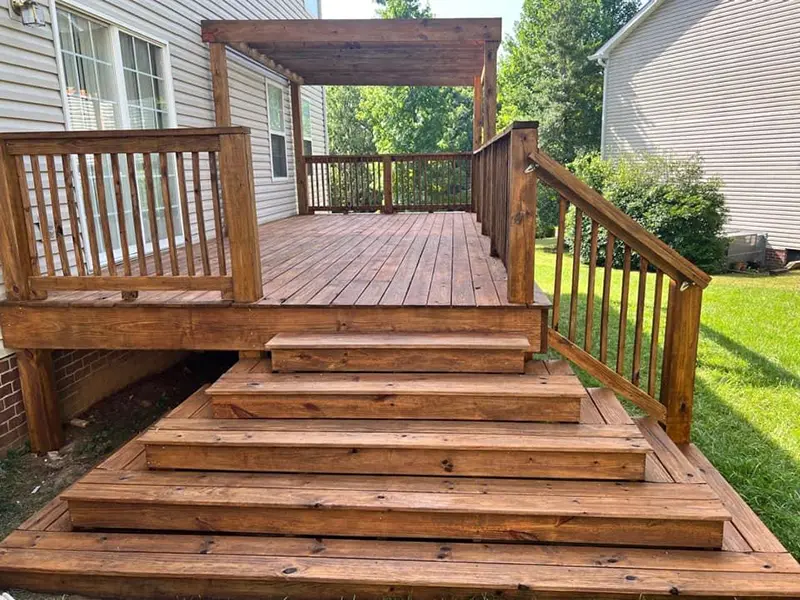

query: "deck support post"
xmin=210 ymin=43 xmax=231 ymax=127
xmin=507 ymin=125 xmax=538 ymax=304
xmin=473 ymin=75 xmax=483 ymax=149
xmin=290 ymin=82 xmax=309 ymax=215
xmin=382 ymin=156 xmax=393 ymax=213
xmin=482 ymin=41 xmax=498 ymax=141
xmin=660 ymin=281 xmax=703 ymax=444
xmin=219 ymin=131 xmax=263 ymax=302
xmin=17 ymin=349 xmax=63 ymax=453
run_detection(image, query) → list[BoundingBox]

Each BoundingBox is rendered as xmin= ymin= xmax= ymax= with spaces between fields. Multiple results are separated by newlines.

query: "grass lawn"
xmin=534 ymin=238 xmax=800 ymax=558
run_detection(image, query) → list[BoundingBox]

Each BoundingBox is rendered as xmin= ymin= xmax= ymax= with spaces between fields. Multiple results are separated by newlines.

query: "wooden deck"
xmin=1 ymin=359 xmax=798 ymax=599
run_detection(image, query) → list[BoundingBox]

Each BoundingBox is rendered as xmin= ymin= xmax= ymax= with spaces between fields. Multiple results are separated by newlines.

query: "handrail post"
xmin=382 ymin=156 xmax=393 ymax=214
xmin=506 ymin=125 xmax=538 ymax=304
xmin=660 ymin=281 xmax=703 ymax=444
xmin=290 ymin=82 xmax=309 ymax=215
xmin=219 ymin=130 xmax=262 ymax=302
xmin=0 ymin=140 xmax=34 ymax=300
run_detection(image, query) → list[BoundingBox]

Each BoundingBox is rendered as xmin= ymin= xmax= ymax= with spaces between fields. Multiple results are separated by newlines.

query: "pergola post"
xmin=290 ymin=82 xmax=309 ymax=215
xmin=473 ymin=75 xmax=483 ymax=149
xmin=209 ymin=42 xmax=232 ymax=127
xmin=482 ymin=41 xmax=498 ymax=140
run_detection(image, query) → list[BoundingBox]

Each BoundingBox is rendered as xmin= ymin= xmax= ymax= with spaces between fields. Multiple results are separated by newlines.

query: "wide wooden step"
xmin=208 ymin=367 xmax=585 ymax=422
xmin=265 ymin=333 xmax=531 ymax=373
xmin=140 ymin=419 xmax=650 ymax=480
xmin=62 ymin=470 xmax=730 ymax=548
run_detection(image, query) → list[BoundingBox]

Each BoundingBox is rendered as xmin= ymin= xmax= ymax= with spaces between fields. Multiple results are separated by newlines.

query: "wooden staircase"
xmin=3 ymin=333 xmax=799 ymax=598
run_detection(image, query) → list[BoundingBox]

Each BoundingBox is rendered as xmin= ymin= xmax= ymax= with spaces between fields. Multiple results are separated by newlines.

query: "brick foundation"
xmin=0 ymin=349 xmax=187 ymax=456
xmin=765 ymin=247 xmax=787 ymax=269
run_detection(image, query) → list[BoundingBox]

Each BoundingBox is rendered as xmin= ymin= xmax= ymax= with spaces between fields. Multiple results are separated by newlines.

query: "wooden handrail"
xmin=306 ymin=152 xmax=470 ymax=163
xmin=530 ymin=148 xmax=711 ymax=288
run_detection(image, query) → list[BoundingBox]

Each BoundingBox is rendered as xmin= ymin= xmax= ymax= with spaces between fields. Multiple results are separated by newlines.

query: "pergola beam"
xmin=228 ymin=42 xmax=304 ymax=85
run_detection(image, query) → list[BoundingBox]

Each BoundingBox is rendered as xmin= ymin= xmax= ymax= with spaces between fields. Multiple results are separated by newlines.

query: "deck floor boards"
xmin=30 ymin=213 xmax=524 ymax=308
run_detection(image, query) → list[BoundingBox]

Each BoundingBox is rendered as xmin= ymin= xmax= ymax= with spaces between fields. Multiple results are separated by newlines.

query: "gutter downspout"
xmin=597 ymin=56 xmax=609 ymax=160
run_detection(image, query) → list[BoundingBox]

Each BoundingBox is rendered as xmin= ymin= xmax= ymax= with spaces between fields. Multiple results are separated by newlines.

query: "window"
xmin=54 ymin=7 xmax=179 ymax=259
xmin=304 ymin=0 xmax=320 ymax=18
xmin=302 ymin=100 xmax=313 ymax=155
xmin=267 ymin=84 xmax=288 ymax=179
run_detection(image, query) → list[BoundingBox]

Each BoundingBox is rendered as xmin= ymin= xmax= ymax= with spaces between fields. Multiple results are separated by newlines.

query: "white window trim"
xmin=267 ymin=82 xmax=289 ymax=182
xmin=50 ymin=0 xmax=181 ymax=264
xmin=302 ymin=98 xmax=313 ymax=152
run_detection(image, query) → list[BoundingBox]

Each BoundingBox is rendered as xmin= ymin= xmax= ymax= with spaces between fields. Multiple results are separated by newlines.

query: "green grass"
xmin=534 ymin=239 xmax=800 ymax=557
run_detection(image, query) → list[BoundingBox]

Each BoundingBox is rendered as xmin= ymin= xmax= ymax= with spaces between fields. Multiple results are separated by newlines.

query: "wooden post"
xmin=219 ymin=130 xmax=262 ymax=302
xmin=210 ymin=43 xmax=231 ymax=127
xmin=482 ymin=41 xmax=498 ymax=141
xmin=290 ymin=82 xmax=309 ymax=215
xmin=0 ymin=140 xmax=35 ymax=300
xmin=473 ymin=75 xmax=483 ymax=149
xmin=18 ymin=349 xmax=63 ymax=453
xmin=660 ymin=281 xmax=703 ymax=444
xmin=507 ymin=125 xmax=538 ymax=304
xmin=382 ymin=156 xmax=393 ymax=214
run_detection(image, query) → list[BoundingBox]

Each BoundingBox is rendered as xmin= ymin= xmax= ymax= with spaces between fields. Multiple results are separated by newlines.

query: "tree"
xmin=325 ymin=0 xmax=474 ymax=154
xmin=498 ymin=0 xmax=639 ymax=163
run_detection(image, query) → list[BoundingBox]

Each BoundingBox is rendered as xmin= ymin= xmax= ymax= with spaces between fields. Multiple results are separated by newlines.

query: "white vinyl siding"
xmin=602 ymin=0 xmax=800 ymax=250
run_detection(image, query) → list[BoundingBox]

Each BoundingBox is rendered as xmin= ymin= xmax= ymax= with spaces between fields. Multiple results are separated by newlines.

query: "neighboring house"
xmin=592 ymin=0 xmax=800 ymax=266
xmin=0 ymin=0 xmax=327 ymax=453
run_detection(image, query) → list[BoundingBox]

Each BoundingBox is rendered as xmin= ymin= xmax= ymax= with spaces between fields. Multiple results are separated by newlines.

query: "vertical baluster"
xmin=648 ymin=270 xmax=665 ymax=396
xmin=125 ymin=153 xmax=147 ymax=275
xmin=208 ymin=151 xmax=227 ymax=276
xmin=584 ymin=220 xmax=599 ymax=352
xmin=325 ymin=161 xmax=331 ymax=209
xmin=45 ymin=156 xmax=70 ymax=276
xmin=110 ymin=154 xmax=132 ymax=276
xmin=316 ymin=161 xmax=322 ymax=210
xmin=552 ymin=196 xmax=567 ymax=331
xmin=568 ymin=209 xmax=583 ymax=342
xmin=62 ymin=155 xmax=86 ymax=277
xmin=16 ymin=157 xmax=40 ymax=278
xmin=631 ymin=257 xmax=649 ymax=385
xmin=30 ymin=156 xmax=55 ymax=276
xmin=191 ymin=152 xmax=210 ymax=276
xmin=93 ymin=154 xmax=117 ymax=276
xmin=616 ymin=244 xmax=632 ymax=374
xmin=599 ymin=232 xmax=615 ymax=363
xmin=175 ymin=153 xmax=195 ymax=276
xmin=142 ymin=153 xmax=163 ymax=275
xmin=78 ymin=154 xmax=101 ymax=275
xmin=158 ymin=152 xmax=180 ymax=275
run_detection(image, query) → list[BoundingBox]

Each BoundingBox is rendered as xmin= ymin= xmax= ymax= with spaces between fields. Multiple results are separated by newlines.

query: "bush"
xmin=565 ymin=152 xmax=729 ymax=273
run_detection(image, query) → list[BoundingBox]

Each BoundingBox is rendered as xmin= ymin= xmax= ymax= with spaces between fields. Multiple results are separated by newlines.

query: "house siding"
xmin=602 ymin=0 xmax=800 ymax=252
xmin=0 ymin=0 xmax=327 ymax=449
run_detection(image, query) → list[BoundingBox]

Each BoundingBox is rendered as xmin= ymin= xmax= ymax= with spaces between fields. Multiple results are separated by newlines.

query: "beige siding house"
xmin=0 ymin=0 xmax=327 ymax=451
xmin=592 ymin=0 xmax=800 ymax=264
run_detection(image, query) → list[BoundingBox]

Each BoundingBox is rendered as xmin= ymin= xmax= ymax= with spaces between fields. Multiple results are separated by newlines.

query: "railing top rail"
xmin=474 ymin=120 xmax=539 ymax=155
xmin=306 ymin=152 xmax=471 ymax=162
xmin=530 ymin=148 xmax=711 ymax=288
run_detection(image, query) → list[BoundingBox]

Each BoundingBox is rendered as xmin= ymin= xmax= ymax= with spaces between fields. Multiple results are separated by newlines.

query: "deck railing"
xmin=530 ymin=148 xmax=710 ymax=444
xmin=472 ymin=122 xmax=539 ymax=304
xmin=302 ymin=153 xmax=472 ymax=214
xmin=0 ymin=127 xmax=262 ymax=303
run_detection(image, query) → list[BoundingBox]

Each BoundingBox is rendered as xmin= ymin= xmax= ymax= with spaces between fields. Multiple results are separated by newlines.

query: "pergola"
xmin=200 ymin=18 xmax=501 ymax=208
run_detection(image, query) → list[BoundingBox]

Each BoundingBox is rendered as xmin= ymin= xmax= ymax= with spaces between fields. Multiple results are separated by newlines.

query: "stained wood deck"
xmin=27 ymin=212 xmax=543 ymax=308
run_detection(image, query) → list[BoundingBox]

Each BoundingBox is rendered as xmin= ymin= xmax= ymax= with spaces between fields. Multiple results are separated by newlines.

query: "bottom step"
xmin=62 ymin=471 xmax=730 ymax=549
xmin=2 ymin=531 xmax=799 ymax=600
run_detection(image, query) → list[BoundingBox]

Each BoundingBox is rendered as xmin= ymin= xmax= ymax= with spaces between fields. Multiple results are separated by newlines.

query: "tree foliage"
xmin=325 ymin=0 xmax=474 ymax=154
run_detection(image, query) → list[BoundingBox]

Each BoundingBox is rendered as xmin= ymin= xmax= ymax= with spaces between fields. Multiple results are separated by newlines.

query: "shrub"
xmin=565 ymin=152 xmax=729 ymax=273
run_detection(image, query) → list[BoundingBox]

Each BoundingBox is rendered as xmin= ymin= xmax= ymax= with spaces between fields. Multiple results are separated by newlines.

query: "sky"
xmin=321 ymin=0 xmax=524 ymax=44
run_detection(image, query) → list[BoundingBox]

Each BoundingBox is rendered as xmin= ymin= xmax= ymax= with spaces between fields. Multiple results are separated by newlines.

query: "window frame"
xmin=50 ymin=0 xmax=180 ymax=264
xmin=301 ymin=98 xmax=313 ymax=156
xmin=304 ymin=0 xmax=320 ymax=18
xmin=266 ymin=82 xmax=289 ymax=181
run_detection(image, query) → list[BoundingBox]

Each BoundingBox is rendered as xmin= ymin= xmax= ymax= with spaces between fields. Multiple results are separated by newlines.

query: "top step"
xmin=266 ymin=332 xmax=531 ymax=373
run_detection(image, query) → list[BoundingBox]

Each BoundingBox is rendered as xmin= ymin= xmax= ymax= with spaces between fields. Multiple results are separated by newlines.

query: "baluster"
xmin=142 ymin=153 xmax=163 ymax=276
xmin=78 ymin=154 xmax=101 ymax=275
xmin=616 ymin=244 xmax=632 ymax=374
xmin=110 ymin=154 xmax=132 ymax=276
xmin=46 ymin=156 xmax=70 ymax=276
xmin=599 ymin=233 xmax=615 ymax=362
xmin=93 ymin=153 xmax=116 ymax=276
xmin=648 ymin=270 xmax=665 ymax=396
xmin=190 ymin=152 xmax=210 ymax=276
xmin=158 ymin=152 xmax=180 ymax=275
xmin=584 ymin=220 xmax=599 ymax=352
xmin=31 ymin=156 xmax=55 ymax=276
xmin=316 ymin=161 xmax=322 ymax=210
xmin=631 ymin=257 xmax=649 ymax=385
xmin=208 ymin=151 xmax=226 ymax=276
xmin=62 ymin=155 xmax=86 ymax=277
xmin=124 ymin=153 xmax=147 ymax=275
xmin=551 ymin=197 xmax=567 ymax=331
xmin=175 ymin=153 xmax=195 ymax=276
xmin=16 ymin=157 xmax=40 ymax=278
xmin=568 ymin=208 xmax=583 ymax=342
